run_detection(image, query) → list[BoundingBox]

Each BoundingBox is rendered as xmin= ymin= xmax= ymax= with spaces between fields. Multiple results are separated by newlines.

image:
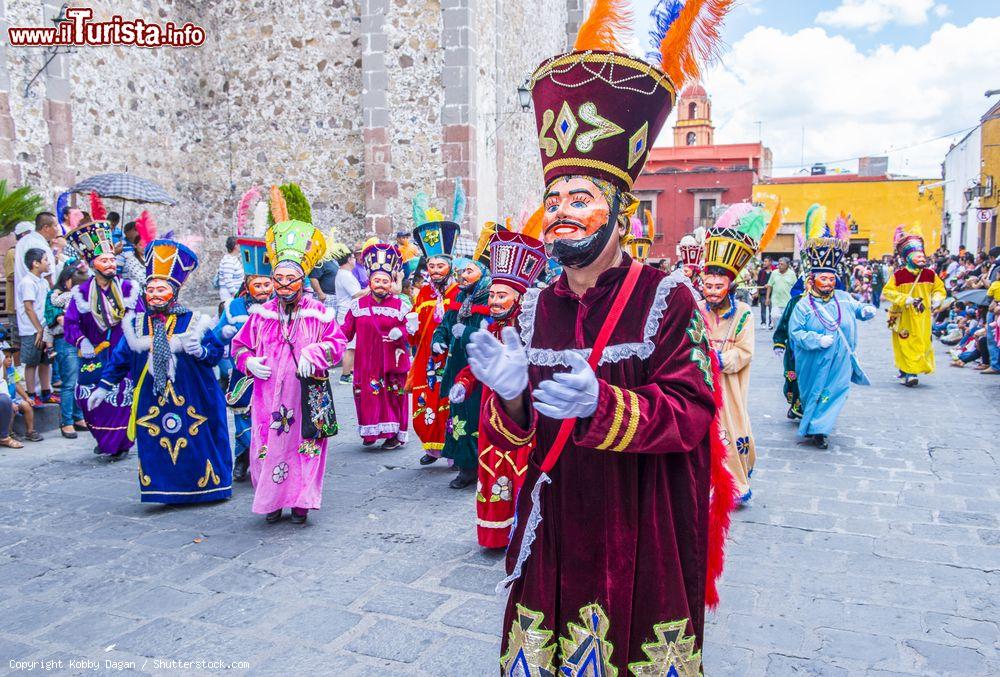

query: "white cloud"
xmin=816 ymin=0 xmax=948 ymax=32
xmin=691 ymin=17 xmax=1000 ymax=177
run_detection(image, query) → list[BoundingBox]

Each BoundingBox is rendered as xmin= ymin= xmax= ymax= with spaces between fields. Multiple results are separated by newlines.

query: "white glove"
xmin=182 ymin=333 xmax=206 ymax=359
xmin=87 ymin=387 xmax=108 ymax=410
xmin=467 ymin=326 xmax=528 ymax=401
xmin=432 ymin=341 xmax=448 ymax=355
xmin=860 ymin=305 xmax=877 ymax=320
xmin=449 ymin=383 xmax=466 ymax=403
xmin=386 ymin=327 xmax=403 ymax=341
xmin=452 ymin=322 xmax=466 ymax=339
xmin=905 ymin=297 xmax=917 ymax=306
xmin=931 ymin=299 xmax=942 ymax=310
xmin=773 ymin=347 xmax=785 ymax=358
xmin=296 ymin=354 xmax=316 ymax=378
xmin=78 ymin=338 xmax=96 ymax=359
xmin=405 ymin=312 xmax=419 ymax=335
xmin=532 ymin=351 xmax=599 ymax=420
xmin=819 ymin=334 xmax=835 ymax=349
xmin=245 ymin=356 xmax=271 ymax=380
xmin=221 ymin=325 xmax=238 ymax=340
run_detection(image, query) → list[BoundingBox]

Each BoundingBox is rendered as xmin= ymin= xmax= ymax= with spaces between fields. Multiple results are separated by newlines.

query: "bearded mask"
xmin=427 ymin=258 xmax=452 ymax=284
xmin=145 ymin=279 xmax=176 ymax=312
xmin=246 ymin=276 xmax=273 ymax=303
xmin=92 ymin=254 xmax=118 ymax=280
xmin=812 ymin=272 xmax=837 ymax=297
xmin=905 ymin=250 xmax=927 ymax=269
xmin=369 ymin=272 xmax=393 ymax=299
xmin=488 ymin=283 xmax=520 ymax=320
xmin=541 ymin=175 xmax=627 ymax=269
xmin=701 ymin=272 xmax=733 ymax=309
xmin=272 ymin=264 xmax=305 ymax=304
xmin=457 ymin=263 xmax=482 ymax=291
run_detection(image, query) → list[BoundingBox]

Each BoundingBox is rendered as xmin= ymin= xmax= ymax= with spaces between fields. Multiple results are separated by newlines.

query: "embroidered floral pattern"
xmin=491 ymin=476 xmax=512 ymax=502
xmin=298 ymin=439 xmax=320 ymax=458
xmin=369 ymin=378 xmax=383 ymax=395
xmin=451 ymin=417 xmax=467 ymax=440
xmin=690 ymin=348 xmax=713 ymax=388
xmin=736 ymin=436 xmax=750 ymax=457
xmin=786 ymin=370 xmax=797 ymax=382
xmin=424 ymin=408 xmax=436 ymax=426
xmin=271 ymin=462 xmax=289 ymax=484
xmin=257 ymin=445 xmax=268 ymax=460
xmin=270 ymin=405 xmax=294 ymax=434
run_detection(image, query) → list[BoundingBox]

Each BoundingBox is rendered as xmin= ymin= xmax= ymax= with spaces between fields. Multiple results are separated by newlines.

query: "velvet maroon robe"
xmin=486 ymin=259 xmax=719 ymax=676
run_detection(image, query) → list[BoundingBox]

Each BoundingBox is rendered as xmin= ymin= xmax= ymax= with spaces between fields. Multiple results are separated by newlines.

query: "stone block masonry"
xmin=0 ymin=0 xmax=571 ymax=302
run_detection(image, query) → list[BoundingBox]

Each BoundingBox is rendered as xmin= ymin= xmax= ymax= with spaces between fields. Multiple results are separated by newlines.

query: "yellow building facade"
xmin=753 ymin=177 xmax=943 ymax=259
xmin=978 ymin=102 xmax=1000 ymax=250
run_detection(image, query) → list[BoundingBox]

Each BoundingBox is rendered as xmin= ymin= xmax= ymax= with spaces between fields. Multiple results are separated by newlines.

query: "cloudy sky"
xmin=629 ymin=0 xmax=1000 ymax=177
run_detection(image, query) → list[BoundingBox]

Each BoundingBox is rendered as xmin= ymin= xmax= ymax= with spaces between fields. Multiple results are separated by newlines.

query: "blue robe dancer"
xmin=214 ymin=237 xmax=273 ymax=482
xmin=789 ymin=206 xmax=876 ymax=449
xmin=93 ymin=240 xmax=233 ymax=503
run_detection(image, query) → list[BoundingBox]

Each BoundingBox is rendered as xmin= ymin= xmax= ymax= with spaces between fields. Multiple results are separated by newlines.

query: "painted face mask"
xmin=427 ymin=258 xmax=452 ymax=284
xmin=488 ymin=283 xmax=519 ymax=319
xmin=458 ymin=263 xmax=482 ymax=291
xmin=272 ymin=265 xmax=305 ymax=304
xmin=370 ymin=272 xmax=393 ymax=299
xmin=246 ymin=276 xmax=273 ymax=303
xmin=145 ymin=279 xmax=175 ymax=312
xmin=701 ymin=273 xmax=732 ymax=308
xmin=92 ymin=254 xmax=118 ymax=279
xmin=906 ymin=250 xmax=927 ymax=269
xmin=812 ymin=272 xmax=837 ymax=297
xmin=542 ymin=175 xmax=623 ymax=269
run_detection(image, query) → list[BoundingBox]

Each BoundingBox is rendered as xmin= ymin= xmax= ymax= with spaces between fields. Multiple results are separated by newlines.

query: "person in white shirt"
xmin=217 ymin=236 xmax=245 ymax=303
xmin=16 ymin=248 xmax=53 ymax=406
xmin=14 ymin=213 xmax=57 ymax=293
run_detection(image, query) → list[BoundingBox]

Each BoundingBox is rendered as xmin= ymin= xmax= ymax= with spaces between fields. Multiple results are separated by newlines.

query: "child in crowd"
xmin=0 ymin=344 xmax=41 ymax=445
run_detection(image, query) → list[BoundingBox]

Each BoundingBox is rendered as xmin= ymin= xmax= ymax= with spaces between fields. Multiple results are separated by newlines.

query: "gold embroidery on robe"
xmin=186 ymin=406 xmax=207 ymax=436
xmin=138 ymin=461 xmax=151 ymax=487
xmin=501 ymin=604 xmax=557 ymax=677
xmin=158 ymin=380 xmax=184 ymax=407
xmin=160 ymin=437 xmax=187 ymax=465
xmin=628 ymin=618 xmax=702 ymax=676
xmin=559 ymin=603 xmax=617 ymax=676
xmin=197 ymin=459 xmax=221 ymax=488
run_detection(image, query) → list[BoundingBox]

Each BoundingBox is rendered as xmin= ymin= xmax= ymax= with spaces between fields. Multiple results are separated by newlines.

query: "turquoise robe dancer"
xmin=789 ymin=289 xmax=872 ymax=439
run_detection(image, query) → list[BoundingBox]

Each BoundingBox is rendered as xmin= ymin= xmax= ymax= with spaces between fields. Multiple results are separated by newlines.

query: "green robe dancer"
xmin=433 ymin=276 xmax=491 ymax=489
xmin=772 ymin=281 xmax=806 ymax=420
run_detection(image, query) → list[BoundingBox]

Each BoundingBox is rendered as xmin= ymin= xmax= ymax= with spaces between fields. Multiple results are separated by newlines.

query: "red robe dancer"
xmin=450 ymin=230 xmax=548 ymax=548
xmin=342 ymin=244 xmax=410 ymax=449
xmin=406 ymin=204 xmax=462 ymax=465
xmin=466 ymin=3 xmax=737 ymax=672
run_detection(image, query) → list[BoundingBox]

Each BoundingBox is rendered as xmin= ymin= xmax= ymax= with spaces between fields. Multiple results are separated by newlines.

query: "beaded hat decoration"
xmin=802 ymin=204 xmax=849 ymax=275
xmin=489 ymin=230 xmax=548 ymax=294
xmin=65 ymin=221 xmax=115 ymax=262
xmin=265 ymin=220 xmax=326 ymax=276
xmin=530 ymin=0 xmax=734 ymax=192
xmin=145 ymin=239 xmax=199 ymax=288
xmin=677 ymin=227 xmax=706 ymax=267
xmin=362 ymin=243 xmax=402 ymax=277
xmin=704 ymin=202 xmax=780 ymax=279
xmin=411 ymin=178 xmax=464 ymax=261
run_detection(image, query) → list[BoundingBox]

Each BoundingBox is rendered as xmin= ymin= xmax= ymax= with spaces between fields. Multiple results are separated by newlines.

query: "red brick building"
xmin=633 ymin=83 xmax=773 ymax=262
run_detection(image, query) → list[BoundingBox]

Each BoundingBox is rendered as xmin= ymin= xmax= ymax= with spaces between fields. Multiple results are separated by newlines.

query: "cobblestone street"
xmin=0 ymin=317 xmax=997 ymax=676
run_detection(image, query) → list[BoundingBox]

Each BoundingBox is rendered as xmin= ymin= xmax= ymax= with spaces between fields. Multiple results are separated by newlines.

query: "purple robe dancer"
xmin=340 ymin=294 xmax=411 ymax=445
xmin=63 ymin=277 xmax=140 ymax=456
xmin=232 ymin=296 xmax=346 ymax=515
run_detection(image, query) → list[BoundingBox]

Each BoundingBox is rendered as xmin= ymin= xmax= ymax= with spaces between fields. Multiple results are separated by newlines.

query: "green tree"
xmin=0 ymin=180 xmax=44 ymax=237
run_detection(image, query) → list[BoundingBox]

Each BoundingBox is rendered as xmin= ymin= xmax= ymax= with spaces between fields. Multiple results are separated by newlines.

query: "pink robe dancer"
xmin=340 ymin=295 xmax=411 ymax=445
xmin=231 ymin=296 xmax=346 ymax=515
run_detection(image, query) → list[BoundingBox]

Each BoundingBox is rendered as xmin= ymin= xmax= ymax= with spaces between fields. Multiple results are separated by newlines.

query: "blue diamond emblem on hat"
xmin=553 ymin=101 xmax=579 ymax=153
xmin=628 ymin=122 xmax=649 ymax=170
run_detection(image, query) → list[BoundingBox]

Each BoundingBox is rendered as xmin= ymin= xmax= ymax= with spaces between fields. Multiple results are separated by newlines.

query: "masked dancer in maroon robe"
xmin=465 ymin=2 xmax=737 ymax=673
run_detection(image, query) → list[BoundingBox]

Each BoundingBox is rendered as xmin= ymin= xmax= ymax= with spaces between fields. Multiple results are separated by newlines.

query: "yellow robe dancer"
xmin=699 ymin=297 xmax=755 ymax=502
xmin=882 ymin=225 xmax=945 ymax=387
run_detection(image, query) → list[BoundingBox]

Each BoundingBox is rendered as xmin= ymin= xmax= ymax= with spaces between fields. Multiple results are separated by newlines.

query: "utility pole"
xmin=754 ymin=120 xmax=763 ymax=141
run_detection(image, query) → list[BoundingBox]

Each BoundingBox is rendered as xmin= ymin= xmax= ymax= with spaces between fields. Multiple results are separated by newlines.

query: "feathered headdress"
xmin=269 ymin=185 xmax=288 ymax=224
xmin=89 ymin=191 xmax=107 ymax=222
xmin=645 ymin=0 xmax=685 ymax=65
xmin=520 ymin=205 xmax=545 ymax=241
xmin=574 ymin=0 xmax=633 ymax=52
xmin=802 ymin=203 xmax=848 ymax=275
xmin=66 ymin=208 xmax=84 ymax=233
xmin=894 ymin=223 xmax=925 ymax=259
xmin=657 ymin=0 xmax=734 ymax=90
xmin=135 ymin=210 xmax=157 ymax=246
xmin=235 ymin=186 xmax=261 ymax=237
xmin=703 ymin=203 xmax=770 ymax=279
xmin=55 ymin=191 xmax=70 ymax=227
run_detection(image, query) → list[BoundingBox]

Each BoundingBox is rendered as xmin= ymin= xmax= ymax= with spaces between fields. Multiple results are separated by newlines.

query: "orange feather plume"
xmin=645 ymin=208 xmax=655 ymax=241
xmin=758 ymin=199 xmax=782 ymax=253
xmin=521 ymin=205 xmax=545 ymax=241
xmin=574 ymin=0 xmax=633 ymax=52
xmin=269 ymin=185 xmax=288 ymax=224
xmin=659 ymin=0 xmax=734 ymax=90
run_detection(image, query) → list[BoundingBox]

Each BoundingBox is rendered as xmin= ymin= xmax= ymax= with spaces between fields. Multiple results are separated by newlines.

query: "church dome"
xmin=681 ymin=82 xmax=707 ymax=98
